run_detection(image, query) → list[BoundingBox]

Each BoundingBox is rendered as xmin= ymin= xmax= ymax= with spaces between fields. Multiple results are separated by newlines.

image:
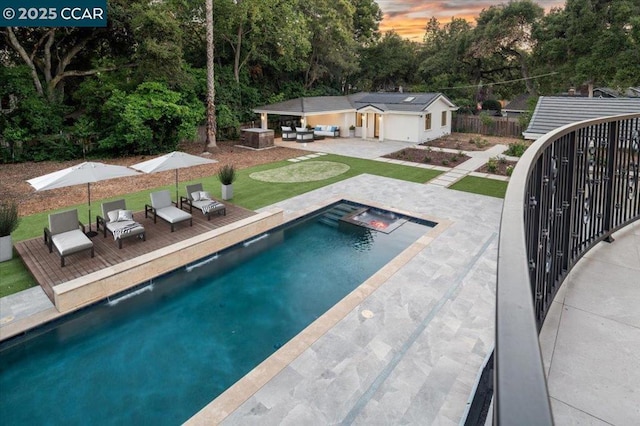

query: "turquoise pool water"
xmin=0 ymin=204 xmax=432 ymax=425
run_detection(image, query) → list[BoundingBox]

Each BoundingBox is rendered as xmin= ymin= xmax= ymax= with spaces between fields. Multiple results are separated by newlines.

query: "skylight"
xmin=403 ymin=96 xmax=415 ymax=102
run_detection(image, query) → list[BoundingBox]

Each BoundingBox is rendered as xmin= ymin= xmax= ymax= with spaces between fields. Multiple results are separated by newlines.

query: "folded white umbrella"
xmin=27 ymin=162 xmax=141 ymax=236
xmin=130 ymin=151 xmax=217 ymax=203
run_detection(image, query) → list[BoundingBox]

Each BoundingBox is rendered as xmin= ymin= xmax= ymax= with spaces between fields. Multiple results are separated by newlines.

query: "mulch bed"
xmin=0 ymin=140 xmax=306 ymax=217
xmin=384 ymin=148 xmax=470 ymax=168
xmin=421 ymin=132 xmax=523 ymax=151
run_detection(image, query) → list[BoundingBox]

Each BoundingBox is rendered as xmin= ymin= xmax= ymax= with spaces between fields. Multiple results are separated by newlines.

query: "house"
xmin=502 ymin=93 xmax=534 ymax=117
xmin=523 ymin=96 xmax=640 ymax=140
xmin=253 ymin=92 xmax=458 ymax=143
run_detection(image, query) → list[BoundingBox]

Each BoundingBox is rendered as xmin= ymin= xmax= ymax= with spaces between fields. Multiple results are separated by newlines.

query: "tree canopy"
xmin=1 ymin=0 xmax=638 ymax=162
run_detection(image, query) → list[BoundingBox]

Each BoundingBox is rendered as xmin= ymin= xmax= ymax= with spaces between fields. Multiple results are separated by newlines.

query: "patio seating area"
xmin=14 ymin=203 xmax=255 ymax=304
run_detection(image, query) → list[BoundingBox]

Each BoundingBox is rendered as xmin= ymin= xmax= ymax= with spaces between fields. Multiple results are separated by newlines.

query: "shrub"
xmin=479 ymin=112 xmax=494 ymax=127
xmin=482 ymin=99 xmax=502 ymax=112
xmin=441 ymin=159 xmax=450 ymax=166
xmin=0 ymin=201 xmax=20 ymax=237
xmin=486 ymin=157 xmax=498 ymax=173
xmin=506 ymin=165 xmax=514 ymax=176
xmin=217 ymin=164 xmax=236 ymax=185
xmin=505 ymin=142 xmax=528 ymax=157
xmin=424 ymin=156 xmax=432 ymax=163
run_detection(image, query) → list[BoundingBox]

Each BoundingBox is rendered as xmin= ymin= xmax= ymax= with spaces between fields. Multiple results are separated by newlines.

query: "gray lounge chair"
xmin=96 ymin=199 xmax=146 ymax=249
xmin=145 ymin=190 xmax=192 ymax=232
xmin=180 ymin=183 xmax=226 ymax=221
xmin=281 ymin=126 xmax=297 ymax=141
xmin=44 ymin=209 xmax=94 ymax=267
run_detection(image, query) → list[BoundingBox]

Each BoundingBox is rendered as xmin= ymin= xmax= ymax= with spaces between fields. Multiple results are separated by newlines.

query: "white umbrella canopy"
xmin=130 ymin=151 xmax=217 ymax=203
xmin=27 ymin=161 xmax=141 ymax=236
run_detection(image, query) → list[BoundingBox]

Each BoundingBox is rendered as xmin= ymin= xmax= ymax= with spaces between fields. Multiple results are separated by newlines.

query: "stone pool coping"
xmin=186 ymin=195 xmax=452 ymax=424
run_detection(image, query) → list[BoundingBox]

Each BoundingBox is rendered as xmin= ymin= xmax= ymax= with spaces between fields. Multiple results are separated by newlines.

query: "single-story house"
xmin=502 ymin=93 xmax=534 ymax=117
xmin=253 ymin=92 xmax=458 ymax=143
xmin=523 ymin=96 xmax=640 ymax=140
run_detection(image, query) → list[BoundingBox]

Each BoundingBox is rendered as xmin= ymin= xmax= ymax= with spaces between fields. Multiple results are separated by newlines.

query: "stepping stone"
xmin=288 ymin=158 xmax=301 ymax=162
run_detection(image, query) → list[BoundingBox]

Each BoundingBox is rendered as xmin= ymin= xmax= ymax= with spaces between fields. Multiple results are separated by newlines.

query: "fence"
xmin=452 ymin=114 xmax=523 ymax=138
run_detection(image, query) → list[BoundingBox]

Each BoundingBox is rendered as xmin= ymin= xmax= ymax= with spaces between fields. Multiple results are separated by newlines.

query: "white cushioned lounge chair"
xmin=145 ymin=190 xmax=192 ymax=232
xmin=97 ymin=199 xmax=146 ymax=249
xmin=180 ymin=183 xmax=226 ymax=221
xmin=44 ymin=209 xmax=94 ymax=267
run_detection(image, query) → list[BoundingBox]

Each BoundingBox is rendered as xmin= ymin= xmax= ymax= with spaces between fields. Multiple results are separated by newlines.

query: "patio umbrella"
xmin=27 ymin=162 xmax=142 ymax=237
xmin=130 ymin=151 xmax=217 ymax=204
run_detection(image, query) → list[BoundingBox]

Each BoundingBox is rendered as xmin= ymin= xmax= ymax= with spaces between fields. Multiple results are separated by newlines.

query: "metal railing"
xmin=494 ymin=113 xmax=640 ymax=424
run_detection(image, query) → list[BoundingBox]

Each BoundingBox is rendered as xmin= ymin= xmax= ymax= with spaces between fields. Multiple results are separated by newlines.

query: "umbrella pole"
xmin=86 ymin=182 xmax=97 ymax=237
xmin=175 ymin=169 xmax=179 ymax=206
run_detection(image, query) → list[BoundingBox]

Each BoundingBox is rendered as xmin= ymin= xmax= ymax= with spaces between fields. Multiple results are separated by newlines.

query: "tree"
xmin=472 ymin=0 xmax=544 ymax=95
xmin=205 ymin=0 xmax=216 ymax=149
xmin=358 ymin=32 xmax=420 ymax=91
xmin=533 ymin=0 xmax=640 ymax=92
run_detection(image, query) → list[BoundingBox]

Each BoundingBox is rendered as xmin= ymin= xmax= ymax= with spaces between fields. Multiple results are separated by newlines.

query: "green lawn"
xmin=449 ymin=176 xmax=508 ymax=198
xmin=0 ymin=256 xmax=37 ymax=298
xmin=4 ymin=154 xmax=442 ymax=298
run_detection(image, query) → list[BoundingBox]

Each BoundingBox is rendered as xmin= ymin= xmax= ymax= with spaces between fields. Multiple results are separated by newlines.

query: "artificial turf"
xmin=449 ymin=176 xmax=508 ymax=199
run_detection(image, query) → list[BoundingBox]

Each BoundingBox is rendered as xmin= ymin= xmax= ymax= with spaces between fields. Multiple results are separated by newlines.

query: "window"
xmin=355 ymin=113 xmax=362 ymax=127
xmin=424 ymin=113 xmax=432 ymax=130
xmin=441 ymin=111 xmax=447 ymax=126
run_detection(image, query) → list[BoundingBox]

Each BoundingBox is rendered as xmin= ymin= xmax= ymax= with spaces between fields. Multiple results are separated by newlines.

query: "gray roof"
xmin=524 ymin=96 xmax=640 ymax=139
xmin=254 ymin=92 xmax=455 ymax=115
xmin=504 ymin=93 xmax=534 ymax=112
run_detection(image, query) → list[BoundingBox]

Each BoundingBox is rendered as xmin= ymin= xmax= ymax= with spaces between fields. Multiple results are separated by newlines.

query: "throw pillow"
xmin=281 ymin=126 xmax=291 ymax=132
xmin=117 ymin=210 xmax=133 ymax=222
xmin=191 ymin=191 xmax=201 ymax=201
xmin=107 ymin=210 xmax=120 ymax=223
xmin=315 ymin=125 xmax=322 ymax=131
xmin=296 ymin=127 xmax=306 ymax=132
xmin=199 ymin=191 xmax=211 ymax=200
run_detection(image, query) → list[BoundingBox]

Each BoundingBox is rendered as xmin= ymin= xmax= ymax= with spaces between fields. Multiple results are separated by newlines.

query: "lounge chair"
xmin=44 ymin=209 xmax=94 ymax=267
xmin=281 ymin=126 xmax=297 ymax=141
xmin=145 ymin=190 xmax=192 ymax=232
xmin=180 ymin=183 xmax=226 ymax=220
xmin=96 ymin=199 xmax=146 ymax=249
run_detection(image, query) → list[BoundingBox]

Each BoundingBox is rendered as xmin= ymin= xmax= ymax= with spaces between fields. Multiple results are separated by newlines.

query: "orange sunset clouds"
xmin=377 ymin=0 xmax=565 ymax=41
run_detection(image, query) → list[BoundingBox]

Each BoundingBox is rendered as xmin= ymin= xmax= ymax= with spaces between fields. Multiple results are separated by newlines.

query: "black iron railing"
xmin=494 ymin=114 xmax=640 ymax=424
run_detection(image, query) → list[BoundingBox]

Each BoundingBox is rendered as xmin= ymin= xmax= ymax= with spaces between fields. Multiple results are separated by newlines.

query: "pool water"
xmin=0 ymin=204 xmax=432 ymax=425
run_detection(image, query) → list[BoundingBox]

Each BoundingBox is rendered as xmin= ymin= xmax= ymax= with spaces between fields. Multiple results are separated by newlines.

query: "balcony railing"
xmin=494 ymin=114 xmax=640 ymax=424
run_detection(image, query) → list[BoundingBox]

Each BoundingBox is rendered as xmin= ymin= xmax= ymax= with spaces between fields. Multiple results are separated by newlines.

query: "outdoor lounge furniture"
xmin=146 ymin=190 xmax=192 ymax=232
xmin=180 ymin=183 xmax=226 ymax=220
xmin=313 ymin=125 xmax=340 ymax=137
xmin=44 ymin=209 xmax=94 ymax=267
xmin=295 ymin=127 xmax=314 ymax=142
xmin=281 ymin=126 xmax=297 ymax=141
xmin=97 ymin=199 xmax=146 ymax=249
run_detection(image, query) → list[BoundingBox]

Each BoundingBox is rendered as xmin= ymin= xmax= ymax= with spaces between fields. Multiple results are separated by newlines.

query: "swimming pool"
xmin=0 ymin=202 xmax=433 ymax=425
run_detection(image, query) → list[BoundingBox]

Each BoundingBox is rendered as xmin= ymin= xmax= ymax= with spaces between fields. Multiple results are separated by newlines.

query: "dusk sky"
xmin=377 ymin=0 xmax=566 ymax=41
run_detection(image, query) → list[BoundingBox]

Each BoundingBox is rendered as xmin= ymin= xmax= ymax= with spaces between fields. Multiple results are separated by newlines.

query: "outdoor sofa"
xmin=44 ymin=209 xmax=94 ymax=267
xmin=97 ymin=199 xmax=146 ymax=249
xmin=180 ymin=183 xmax=226 ymax=220
xmin=146 ymin=190 xmax=192 ymax=232
xmin=313 ymin=125 xmax=340 ymax=138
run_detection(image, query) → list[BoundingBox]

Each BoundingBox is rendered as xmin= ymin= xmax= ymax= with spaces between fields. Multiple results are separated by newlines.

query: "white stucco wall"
xmin=420 ymin=98 xmax=453 ymax=142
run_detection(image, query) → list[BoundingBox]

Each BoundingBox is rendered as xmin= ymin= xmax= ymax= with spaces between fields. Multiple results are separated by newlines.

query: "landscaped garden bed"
xmin=384 ymin=147 xmax=470 ymax=167
xmin=476 ymin=156 xmax=518 ymax=176
xmin=421 ymin=132 xmax=521 ymax=151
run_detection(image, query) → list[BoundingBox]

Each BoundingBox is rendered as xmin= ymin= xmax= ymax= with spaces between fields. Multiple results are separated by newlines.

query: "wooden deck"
xmin=15 ymin=203 xmax=256 ymax=302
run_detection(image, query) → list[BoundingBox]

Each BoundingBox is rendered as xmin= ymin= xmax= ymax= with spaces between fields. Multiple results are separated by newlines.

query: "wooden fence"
xmin=452 ymin=114 xmax=523 ymax=138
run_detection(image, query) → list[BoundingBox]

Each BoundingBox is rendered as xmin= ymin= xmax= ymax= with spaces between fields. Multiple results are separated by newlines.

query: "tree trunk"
xmin=205 ymin=0 xmax=217 ymax=149
xmin=234 ymin=23 xmax=242 ymax=83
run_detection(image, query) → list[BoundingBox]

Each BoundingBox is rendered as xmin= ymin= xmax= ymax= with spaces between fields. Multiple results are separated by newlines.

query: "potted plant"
xmin=0 ymin=201 xmax=20 ymax=262
xmin=349 ymin=125 xmax=356 ymax=137
xmin=218 ymin=164 xmax=236 ymax=200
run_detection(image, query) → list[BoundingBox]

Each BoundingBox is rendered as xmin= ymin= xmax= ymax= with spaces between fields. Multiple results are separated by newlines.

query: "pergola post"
xmin=260 ymin=113 xmax=267 ymax=129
